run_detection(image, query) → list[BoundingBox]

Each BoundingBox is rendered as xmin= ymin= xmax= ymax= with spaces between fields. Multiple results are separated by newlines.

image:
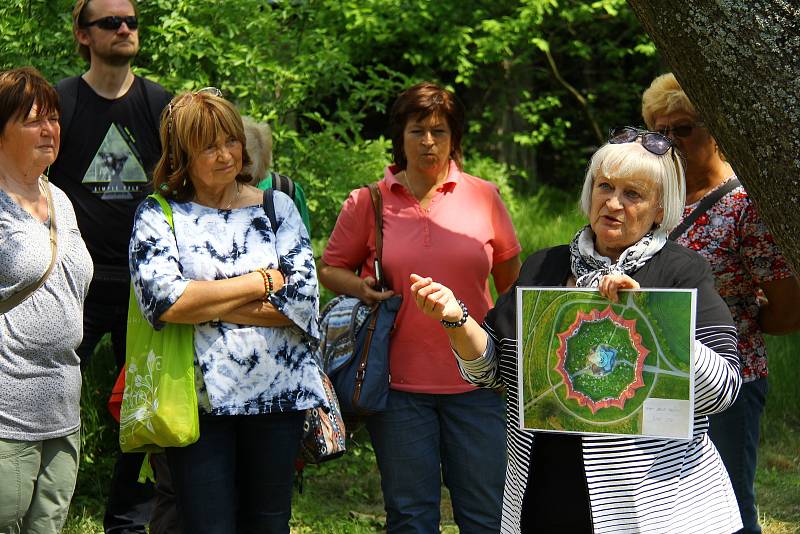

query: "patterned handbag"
xmin=300 ymin=369 xmax=346 ymax=464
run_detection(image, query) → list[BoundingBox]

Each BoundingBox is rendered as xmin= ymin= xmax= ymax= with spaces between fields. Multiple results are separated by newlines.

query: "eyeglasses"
xmin=608 ymin=126 xmax=673 ymax=156
xmin=82 ymin=15 xmax=138 ymax=31
xmin=165 ymin=87 xmax=225 ymax=173
xmin=657 ymin=122 xmax=705 ymax=139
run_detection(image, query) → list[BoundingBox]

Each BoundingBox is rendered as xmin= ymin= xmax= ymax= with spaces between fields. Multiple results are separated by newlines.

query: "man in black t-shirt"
xmin=49 ymin=1 xmax=171 ymax=533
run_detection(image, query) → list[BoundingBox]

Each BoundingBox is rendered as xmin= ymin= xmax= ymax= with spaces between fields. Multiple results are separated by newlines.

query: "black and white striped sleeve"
xmin=454 ymin=332 xmax=504 ymax=389
xmin=693 ymin=327 xmax=741 ymax=415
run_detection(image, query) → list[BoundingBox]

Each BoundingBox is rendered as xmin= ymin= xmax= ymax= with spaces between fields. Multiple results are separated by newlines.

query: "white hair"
xmin=241 ymin=116 xmax=273 ymax=184
xmin=579 ymin=142 xmax=685 ymax=238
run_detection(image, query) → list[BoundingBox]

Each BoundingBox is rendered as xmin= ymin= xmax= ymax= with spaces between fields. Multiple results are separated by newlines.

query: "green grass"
xmin=510 ymin=186 xmax=586 ymax=258
xmin=64 ymin=190 xmax=799 ymax=533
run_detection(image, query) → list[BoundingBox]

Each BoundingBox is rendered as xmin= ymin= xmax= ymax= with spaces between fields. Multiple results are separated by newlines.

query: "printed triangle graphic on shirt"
xmin=82 ymin=123 xmax=147 ymax=200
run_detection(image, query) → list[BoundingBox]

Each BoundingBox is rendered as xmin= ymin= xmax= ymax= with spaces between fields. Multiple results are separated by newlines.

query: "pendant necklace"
xmin=223 ymin=181 xmax=241 ymax=210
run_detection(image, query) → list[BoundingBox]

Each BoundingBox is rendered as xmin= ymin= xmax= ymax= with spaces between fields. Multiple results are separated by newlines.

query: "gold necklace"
xmin=399 ymin=171 xmax=428 ymax=201
xmin=398 ymin=171 xmax=413 ymax=196
xmin=223 ymin=181 xmax=241 ymax=210
xmin=399 ymin=170 xmax=440 ymax=211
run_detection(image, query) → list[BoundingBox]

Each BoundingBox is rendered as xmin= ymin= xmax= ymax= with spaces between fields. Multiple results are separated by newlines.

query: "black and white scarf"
xmin=569 ymin=225 xmax=667 ymax=287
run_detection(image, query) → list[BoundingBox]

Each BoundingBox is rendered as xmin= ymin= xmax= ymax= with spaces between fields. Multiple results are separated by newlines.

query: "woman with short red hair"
xmin=0 ymin=67 xmax=92 ymax=532
xmin=320 ymin=82 xmax=521 ymax=533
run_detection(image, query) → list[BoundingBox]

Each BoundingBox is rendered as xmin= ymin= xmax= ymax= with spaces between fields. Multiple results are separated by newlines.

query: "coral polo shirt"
xmin=323 ymin=162 xmax=521 ymax=394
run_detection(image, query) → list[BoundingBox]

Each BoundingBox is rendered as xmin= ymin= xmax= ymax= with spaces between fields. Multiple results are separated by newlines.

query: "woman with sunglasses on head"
xmin=128 ymin=89 xmax=327 ymax=534
xmin=643 ymin=73 xmax=800 ymax=534
xmin=409 ymin=132 xmax=743 ymax=533
xmin=0 ymin=67 xmax=92 ymax=533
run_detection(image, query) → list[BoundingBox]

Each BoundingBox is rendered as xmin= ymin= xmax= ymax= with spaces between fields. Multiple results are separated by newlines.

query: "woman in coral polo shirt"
xmin=320 ymin=82 xmax=521 ymax=533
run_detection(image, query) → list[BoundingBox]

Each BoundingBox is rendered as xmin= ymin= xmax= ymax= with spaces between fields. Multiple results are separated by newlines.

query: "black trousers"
xmin=520 ymin=433 xmax=593 ymax=532
xmin=77 ymin=280 xmax=155 ymax=534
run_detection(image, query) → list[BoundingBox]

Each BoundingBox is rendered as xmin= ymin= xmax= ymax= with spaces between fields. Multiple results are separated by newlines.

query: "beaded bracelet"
xmin=255 ymin=268 xmax=273 ymax=301
xmin=265 ymin=270 xmax=275 ymax=294
xmin=441 ymin=299 xmax=469 ymax=328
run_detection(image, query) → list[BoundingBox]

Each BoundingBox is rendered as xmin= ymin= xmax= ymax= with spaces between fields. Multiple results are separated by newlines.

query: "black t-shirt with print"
xmin=50 ymin=76 xmax=171 ymax=281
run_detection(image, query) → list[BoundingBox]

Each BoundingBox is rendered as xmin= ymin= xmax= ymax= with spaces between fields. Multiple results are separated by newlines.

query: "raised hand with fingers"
xmin=409 ymin=273 xmax=462 ymax=323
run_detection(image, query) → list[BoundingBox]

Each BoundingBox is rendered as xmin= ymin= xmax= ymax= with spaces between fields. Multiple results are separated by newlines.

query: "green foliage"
xmin=512 ymin=186 xmax=586 ymax=258
xmin=275 ymin=129 xmax=391 ymax=238
xmin=0 ymin=0 xmax=662 ymax=238
xmin=0 ymin=1 xmax=80 ymax=79
xmin=764 ymin=333 xmax=800 ymax=428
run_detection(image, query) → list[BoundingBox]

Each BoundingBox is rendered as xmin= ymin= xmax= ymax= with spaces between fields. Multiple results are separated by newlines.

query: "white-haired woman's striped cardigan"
xmin=459 ymin=243 xmax=743 ymax=534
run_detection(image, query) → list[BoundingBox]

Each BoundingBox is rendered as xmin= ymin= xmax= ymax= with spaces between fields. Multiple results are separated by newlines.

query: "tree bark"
xmin=627 ymin=0 xmax=800 ymax=274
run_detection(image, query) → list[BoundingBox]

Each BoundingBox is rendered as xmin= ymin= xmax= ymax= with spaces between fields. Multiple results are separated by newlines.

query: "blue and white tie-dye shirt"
xmin=129 ymin=191 xmax=326 ymax=415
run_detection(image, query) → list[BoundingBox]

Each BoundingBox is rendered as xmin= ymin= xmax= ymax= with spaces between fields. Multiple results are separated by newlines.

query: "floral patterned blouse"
xmin=129 ymin=192 xmax=327 ymax=415
xmin=675 ymin=176 xmax=792 ymax=382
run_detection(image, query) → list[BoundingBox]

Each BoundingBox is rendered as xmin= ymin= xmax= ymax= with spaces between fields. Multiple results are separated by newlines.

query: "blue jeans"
xmin=165 ymin=412 xmax=304 ymax=534
xmin=367 ymin=389 xmax=506 ymax=534
xmin=708 ymin=377 xmax=768 ymax=534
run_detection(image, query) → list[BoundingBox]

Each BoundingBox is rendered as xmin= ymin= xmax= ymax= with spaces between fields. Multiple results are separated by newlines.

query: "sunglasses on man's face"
xmin=657 ymin=123 xmax=705 ymax=139
xmin=608 ymin=126 xmax=673 ymax=156
xmin=83 ymin=15 xmax=138 ymax=31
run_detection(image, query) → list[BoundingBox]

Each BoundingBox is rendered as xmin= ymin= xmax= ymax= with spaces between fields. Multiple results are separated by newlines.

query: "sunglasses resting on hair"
xmin=165 ymin=87 xmax=225 ymax=172
xmin=82 ymin=15 xmax=138 ymax=30
xmin=608 ymin=126 xmax=673 ymax=155
xmin=657 ymin=123 xmax=705 ymax=139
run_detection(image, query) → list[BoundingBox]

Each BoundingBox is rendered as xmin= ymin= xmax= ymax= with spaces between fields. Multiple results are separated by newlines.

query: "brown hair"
xmin=0 ymin=67 xmax=60 ymax=136
xmin=390 ymin=82 xmax=465 ymax=170
xmin=153 ymin=91 xmax=252 ymax=201
xmin=641 ymin=73 xmax=698 ymax=130
xmin=72 ymin=0 xmax=140 ymax=62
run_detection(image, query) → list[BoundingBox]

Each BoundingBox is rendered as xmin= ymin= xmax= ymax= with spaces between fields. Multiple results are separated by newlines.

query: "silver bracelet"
xmin=441 ymin=299 xmax=469 ymax=328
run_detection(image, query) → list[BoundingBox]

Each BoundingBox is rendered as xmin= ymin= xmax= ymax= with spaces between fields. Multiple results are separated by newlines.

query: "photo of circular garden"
xmin=555 ymin=307 xmax=649 ymax=414
xmin=519 ymin=288 xmax=693 ymax=437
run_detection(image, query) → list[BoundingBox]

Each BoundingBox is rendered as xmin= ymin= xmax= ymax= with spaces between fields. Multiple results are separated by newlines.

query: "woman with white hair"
xmin=408 ymin=128 xmax=743 ymax=533
xmin=241 ymin=116 xmax=311 ymax=232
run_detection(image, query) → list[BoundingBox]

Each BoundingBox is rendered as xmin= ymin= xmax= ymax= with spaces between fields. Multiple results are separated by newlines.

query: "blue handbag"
xmin=319 ymin=183 xmax=401 ymax=415
xmin=321 ymin=295 xmax=402 ymax=414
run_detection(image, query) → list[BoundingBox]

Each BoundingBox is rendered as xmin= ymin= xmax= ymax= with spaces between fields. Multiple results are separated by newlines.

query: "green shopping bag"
xmin=119 ymin=194 xmax=199 ymax=453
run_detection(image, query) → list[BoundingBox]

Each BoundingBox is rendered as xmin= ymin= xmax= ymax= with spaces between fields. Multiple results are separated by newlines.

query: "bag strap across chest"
xmin=0 ymin=178 xmax=59 ymax=314
xmin=669 ymin=178 xmax=740 ymax=241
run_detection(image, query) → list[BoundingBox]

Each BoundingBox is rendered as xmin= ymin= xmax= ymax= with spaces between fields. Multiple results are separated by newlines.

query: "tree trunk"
xmin=627 ymin=0 xmax=800 ymax=275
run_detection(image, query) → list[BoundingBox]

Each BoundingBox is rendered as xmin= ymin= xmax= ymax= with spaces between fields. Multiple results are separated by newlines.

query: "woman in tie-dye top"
xmin=129 ymin=90 xmax=325 ymax=534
